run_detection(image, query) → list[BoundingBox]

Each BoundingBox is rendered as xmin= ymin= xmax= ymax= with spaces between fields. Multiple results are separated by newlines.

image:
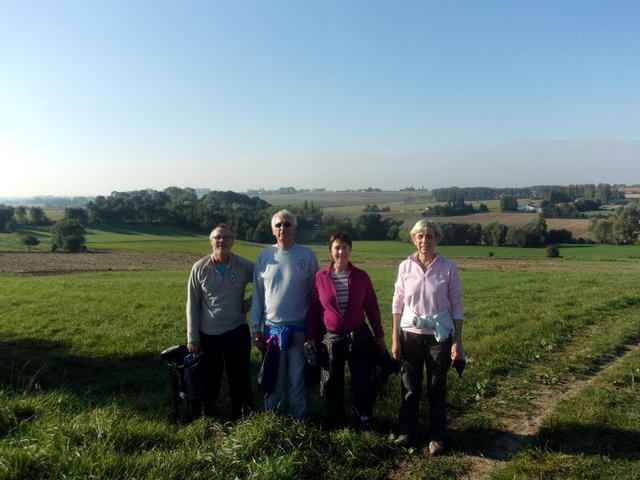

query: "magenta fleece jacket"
xmin=306 ymin=263 xmax=384 ymax=340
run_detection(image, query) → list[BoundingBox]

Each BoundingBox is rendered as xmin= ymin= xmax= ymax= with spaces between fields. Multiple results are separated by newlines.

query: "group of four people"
xmin=186 ymin=209 xmax=464 ymax=456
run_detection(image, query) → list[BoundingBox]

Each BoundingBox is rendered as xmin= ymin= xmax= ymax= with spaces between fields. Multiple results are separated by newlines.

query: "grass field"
xmin=3 ymin=224 xmax=640 ymax=262
xmin=2 ymin=222 xmax=640 ymax=479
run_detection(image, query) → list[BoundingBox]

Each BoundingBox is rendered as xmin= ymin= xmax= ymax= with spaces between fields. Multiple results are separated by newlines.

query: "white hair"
xmin=409 ymin=219 xmax=442 ymax=241
xmin=271 ymin=209 xmax=297 ymax=228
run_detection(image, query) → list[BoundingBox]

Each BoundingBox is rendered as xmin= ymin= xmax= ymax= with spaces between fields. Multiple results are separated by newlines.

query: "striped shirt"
xmin=331 ymin=270 xmax=350 ymax=314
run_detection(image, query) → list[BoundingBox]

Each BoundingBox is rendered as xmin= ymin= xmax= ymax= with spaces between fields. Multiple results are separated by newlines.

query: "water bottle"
xmin=305 ymin=344 xmax=317 ymax=366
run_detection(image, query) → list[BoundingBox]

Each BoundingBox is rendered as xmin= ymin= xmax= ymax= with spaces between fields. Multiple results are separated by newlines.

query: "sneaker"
xmin=393 ymin=434 xmax=412 ymax=447
xmin=428 ymin=440 xmax=444 ymax=456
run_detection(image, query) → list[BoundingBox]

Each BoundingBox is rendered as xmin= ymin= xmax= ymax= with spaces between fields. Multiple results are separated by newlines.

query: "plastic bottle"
xmin=304 ymin=343 xmax=317 ymax=366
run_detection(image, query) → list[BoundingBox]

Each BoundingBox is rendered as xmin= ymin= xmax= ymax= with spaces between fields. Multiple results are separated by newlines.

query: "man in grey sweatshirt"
xmin=186 ymin=224 xmax=254 ymax=418
xmin=251 ymin=210 xmax=319 ymax=419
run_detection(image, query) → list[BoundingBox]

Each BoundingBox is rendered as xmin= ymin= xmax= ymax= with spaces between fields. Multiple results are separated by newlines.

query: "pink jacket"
xmin=392 ymin=252 xmax=464 ymax=321
xmin=306 ymin=263 xmax=384 ymax=340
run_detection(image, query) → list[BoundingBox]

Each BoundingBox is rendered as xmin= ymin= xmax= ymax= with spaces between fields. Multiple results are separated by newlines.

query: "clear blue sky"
xmin=1 ymin=0 xmax=638 ymax=197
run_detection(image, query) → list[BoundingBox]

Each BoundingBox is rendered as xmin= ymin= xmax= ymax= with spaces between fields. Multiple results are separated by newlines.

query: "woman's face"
xmin=330 ymin=240 xmax=351 ymax=266
xmin=412 ymin=229 xmax=439 ymax=256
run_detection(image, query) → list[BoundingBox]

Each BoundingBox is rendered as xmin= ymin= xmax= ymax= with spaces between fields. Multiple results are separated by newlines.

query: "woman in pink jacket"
xmin=306 ymin=232 xmax=385 ymax=428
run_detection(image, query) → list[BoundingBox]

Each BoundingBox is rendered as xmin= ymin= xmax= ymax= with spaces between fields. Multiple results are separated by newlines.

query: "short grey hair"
xmin=271 ymin=209 xmax=297 ymax=228
xmin=409 ymin=219 xmax=442 ymax=242
xmin=209 ymin=223 xmax=235 ymax=239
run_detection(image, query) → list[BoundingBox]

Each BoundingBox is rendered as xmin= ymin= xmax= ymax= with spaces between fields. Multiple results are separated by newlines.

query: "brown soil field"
xmin=2 ymin=251 xmax=634 ymax=276
xmin=0 ymin=250 xmax=198 ymax=275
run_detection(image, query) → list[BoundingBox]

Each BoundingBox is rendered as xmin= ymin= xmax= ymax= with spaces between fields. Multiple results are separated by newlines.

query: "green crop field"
xmin=2 ymin=225 xmax=640 ymax=479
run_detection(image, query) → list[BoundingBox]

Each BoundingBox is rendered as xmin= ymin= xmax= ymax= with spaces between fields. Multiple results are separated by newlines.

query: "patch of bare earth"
xmin=357 ymin=257 xmax=636 ymax=272
xmin=0 ymin=250 xmax=199 ymax=275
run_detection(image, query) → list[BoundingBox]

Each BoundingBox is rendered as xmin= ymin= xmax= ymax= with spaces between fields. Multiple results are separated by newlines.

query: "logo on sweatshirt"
xmin=297 ymin=258 xmax=306 ymax=269
xmin=228 ymin=273 xmax=238 ymax=284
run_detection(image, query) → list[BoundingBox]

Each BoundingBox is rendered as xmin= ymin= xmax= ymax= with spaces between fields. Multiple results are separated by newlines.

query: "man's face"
xmin=272 ymin=214 xmax=296 ymax=246
xmin=210 ymin=227 xmax=234 ymax=257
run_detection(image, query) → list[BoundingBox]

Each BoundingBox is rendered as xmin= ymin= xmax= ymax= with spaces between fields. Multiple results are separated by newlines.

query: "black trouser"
xmin=322 ymin=323 xmax=376 ymax=422
xmin=200 ymin=324 xmax=253 ymax=419
xmin=398 ymin=330 xmax=451 ymax=441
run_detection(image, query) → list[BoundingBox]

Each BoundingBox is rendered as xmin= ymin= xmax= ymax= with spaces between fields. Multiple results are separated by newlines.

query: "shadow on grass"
xmin=449 ymin=423 xmax=640 ymax=461
xmin=86 ymin=224 xmax=203 ymax=237
xmin=0 ymin=336 xmax=172 ymax=414
xmin=536 ymin=423 xmax=640 ymax=460
xmin=0 ymin=336 xmax=289 ymax=423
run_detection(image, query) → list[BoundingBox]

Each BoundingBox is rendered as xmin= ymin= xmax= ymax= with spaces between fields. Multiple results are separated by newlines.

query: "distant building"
xmin=517 ymin=205 xmax=539 ymax=213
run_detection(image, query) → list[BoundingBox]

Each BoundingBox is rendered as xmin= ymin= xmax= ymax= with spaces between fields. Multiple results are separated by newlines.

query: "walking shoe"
xmin=428 ymin=440 xmax=444 ymax=456
xmin=392 ymin=434 xmax=412 ymax=447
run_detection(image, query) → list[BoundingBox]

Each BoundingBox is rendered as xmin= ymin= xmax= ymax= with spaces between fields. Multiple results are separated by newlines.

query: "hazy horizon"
xmin=2 ymin=1 xmax=638 ymax=197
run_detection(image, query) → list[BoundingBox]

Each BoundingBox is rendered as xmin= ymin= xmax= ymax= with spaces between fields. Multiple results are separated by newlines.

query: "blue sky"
xmin=1 ymin=0 xmax=638 ymax=196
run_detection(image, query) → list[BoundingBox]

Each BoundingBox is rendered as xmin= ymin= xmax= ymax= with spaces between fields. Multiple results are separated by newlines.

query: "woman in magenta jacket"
xmin=306 ymin=232 xmax=385 ymax=428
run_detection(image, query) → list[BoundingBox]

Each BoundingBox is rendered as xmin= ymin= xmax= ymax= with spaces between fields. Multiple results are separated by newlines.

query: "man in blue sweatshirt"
xmin=251 ymin=209 xmax=319 ymax=419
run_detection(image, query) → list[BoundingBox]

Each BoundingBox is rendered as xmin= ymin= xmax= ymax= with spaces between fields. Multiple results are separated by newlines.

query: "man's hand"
xmin=252 ymin=331 xmax=264 ymax=352
xmin=187 ymin=341 xmax=201 ymax=354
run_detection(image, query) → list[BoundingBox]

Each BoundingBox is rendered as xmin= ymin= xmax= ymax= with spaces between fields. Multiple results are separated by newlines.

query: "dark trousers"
xmin=398 ymin=330 xmax=451 ymax=441
xmin=323 ymin=324 xmax=376 ymax=422
xmin=200 ymin=324 xmax=253 ymax=419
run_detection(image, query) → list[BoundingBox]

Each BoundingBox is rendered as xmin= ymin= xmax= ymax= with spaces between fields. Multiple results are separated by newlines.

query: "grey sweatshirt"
xmin=186 ymin=253 xmax=254 ymax=341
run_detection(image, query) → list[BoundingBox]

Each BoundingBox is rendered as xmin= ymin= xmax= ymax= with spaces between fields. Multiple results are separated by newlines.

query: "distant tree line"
xmin=431 ymin=187 xmax=532 ymax=202
xmin=85 ymin=188 xmax=274 ymax=241
xmin=362 ymin=204 xmax=390 ymax=213
xmin=431 ymin=184 xmax=624 ymax=203
xmin=589 ymin=200 xmax=640 ymax=245
xmin=399 ymin=218 xmax=584 ymax=248
xmin=425 ymin=192 xmax=489 ymax=216
xmin=0 ymin=205 xmax=51 ymax=232
xmin=80 ymin=188 xmax=404 ymax=243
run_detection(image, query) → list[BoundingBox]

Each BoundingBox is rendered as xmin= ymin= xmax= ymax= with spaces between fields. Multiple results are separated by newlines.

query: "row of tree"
xmin=399 ymin=219 xmax=576 ymax=248
xmin=589 ymin=201 xmax=640 ymax=245
xmin=0 ymin=205 xmax=51 ymax=232
xmin=432 ymin=184 xmax=623 ymax=204
xmin=425 ymin=192 xmax=489 ymax=216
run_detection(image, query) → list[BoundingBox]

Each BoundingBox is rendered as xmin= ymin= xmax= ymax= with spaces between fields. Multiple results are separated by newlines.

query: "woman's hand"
xmin=451 ymin=340 xmax=464 ymax=361
xmin=391 ymin=338 xmax=402 ymax=361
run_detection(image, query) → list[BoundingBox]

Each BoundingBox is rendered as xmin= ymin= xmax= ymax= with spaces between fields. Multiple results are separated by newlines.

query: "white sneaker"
xmin=428 ymin=440 xmax=444 ymax=456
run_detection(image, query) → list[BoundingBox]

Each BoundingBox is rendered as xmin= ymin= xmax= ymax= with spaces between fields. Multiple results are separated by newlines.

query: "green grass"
xmin=0 ymin=227 xmax=52 ymax=252
xmin=491 ymin=348 xmax=640 ymax=480
xmin=4 ymin=223 xmax=640 ymax=262
xmin=2 ymin=261 xmax=640 ymax=479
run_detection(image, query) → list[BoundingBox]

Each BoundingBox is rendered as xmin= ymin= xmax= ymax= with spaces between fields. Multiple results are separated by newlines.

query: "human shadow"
xmin=449 ymin=423 xmax=640 ymax=461
xmin=0 ymin=336 xmax=173 ymax=416
xmin=535 ymin=423 xmax=640 ymax=460
xmin=448 ymin=425 xmax=535 ymax=459
xmin=0 ymin=336 xmax=270 ymax=423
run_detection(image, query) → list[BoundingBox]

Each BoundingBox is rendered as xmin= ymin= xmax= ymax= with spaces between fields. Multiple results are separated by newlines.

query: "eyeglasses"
xmin=274 ymin=222 xmax=292 ymax=228
xmin=212 ymin=235 xmax=233 ymax=241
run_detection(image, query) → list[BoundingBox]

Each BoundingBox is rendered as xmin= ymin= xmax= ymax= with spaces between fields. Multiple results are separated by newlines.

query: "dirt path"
xmin=460 ymin=341 xmax=640 ymax=480
xmin=388 ymin=339 xmax=640 ymax=480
